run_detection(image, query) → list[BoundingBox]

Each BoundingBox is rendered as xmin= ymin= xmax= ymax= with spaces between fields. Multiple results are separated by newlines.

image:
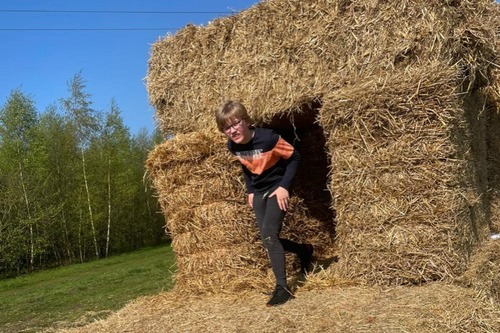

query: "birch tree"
xmin=38 ymin=107 xmax=80 ymax=263
xmin=60 ymin=72 xmax=101 ymax=259
xmin=101 ymin=99 xmax=130 ymax=257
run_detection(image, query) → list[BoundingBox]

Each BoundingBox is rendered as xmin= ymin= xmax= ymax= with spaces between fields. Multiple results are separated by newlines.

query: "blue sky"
xmin=0 ymin=1 xmax=260 ymax=135
xmin=2 ymin=1 xmax=498 ymax=135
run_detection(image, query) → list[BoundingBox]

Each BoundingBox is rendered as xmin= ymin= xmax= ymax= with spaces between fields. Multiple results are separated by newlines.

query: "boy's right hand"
xmin=248 ymin=193 xmax=254 ymax=208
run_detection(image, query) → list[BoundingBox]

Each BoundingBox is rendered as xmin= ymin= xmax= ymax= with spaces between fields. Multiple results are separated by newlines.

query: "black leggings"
xmin=253 ymin=190 xmax=304 ymax=287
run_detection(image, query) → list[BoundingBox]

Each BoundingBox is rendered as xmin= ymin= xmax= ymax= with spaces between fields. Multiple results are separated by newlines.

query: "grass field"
xmin=0 ymin=244 xmax=175 ymax=333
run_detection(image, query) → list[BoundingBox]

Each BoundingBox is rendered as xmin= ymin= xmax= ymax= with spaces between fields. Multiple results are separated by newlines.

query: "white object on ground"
xmin=490 ymin=233 xmax=500 ymax=240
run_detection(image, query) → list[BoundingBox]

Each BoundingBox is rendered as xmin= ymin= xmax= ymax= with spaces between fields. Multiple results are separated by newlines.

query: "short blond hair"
xmin=215 ymin=100 xmax=252 ymax=132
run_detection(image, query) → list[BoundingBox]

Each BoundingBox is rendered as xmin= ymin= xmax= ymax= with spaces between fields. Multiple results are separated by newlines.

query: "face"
xmin=223 ymin=117 xmax=253 ymax=144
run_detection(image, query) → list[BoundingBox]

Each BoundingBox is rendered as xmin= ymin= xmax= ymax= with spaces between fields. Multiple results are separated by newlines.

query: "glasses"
xmin=223 ymin=119 xmax=242 ymax=133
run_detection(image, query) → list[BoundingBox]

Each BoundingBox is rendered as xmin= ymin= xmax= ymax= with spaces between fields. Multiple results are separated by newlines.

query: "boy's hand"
xmin=269 ymin=187 xmax=289 ymax=211
xmin=248 ymin=193 xmax=254 ymax=208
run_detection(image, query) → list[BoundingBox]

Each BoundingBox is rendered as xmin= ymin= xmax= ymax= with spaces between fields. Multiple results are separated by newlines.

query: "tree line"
xmin=0 ymin=72 xmax=166 ymax=278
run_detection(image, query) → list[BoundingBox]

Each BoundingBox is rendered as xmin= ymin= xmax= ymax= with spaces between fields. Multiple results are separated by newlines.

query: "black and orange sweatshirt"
xmin=228 ymin=127 xmax=301 ymax=194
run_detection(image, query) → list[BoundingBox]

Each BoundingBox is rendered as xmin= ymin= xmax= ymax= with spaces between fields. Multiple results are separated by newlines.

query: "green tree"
xmin=0 ymin=77 xmax=166 ymax=277
xmin=0 ymin=90 xmax=39 ymax=272
xmin=100 ymin=99 xmax=131 ymax=257
xmin=60 ymin=71 xmax=101 ymax=259
xmin=129 ymin=128 xmax=166 ymax=246
xmin=38 ymin=107 xmax=80 ymax=264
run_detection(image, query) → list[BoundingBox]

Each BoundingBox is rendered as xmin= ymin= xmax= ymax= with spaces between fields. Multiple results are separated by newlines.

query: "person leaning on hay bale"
xmin=216 ymin=100 xmax=314 ymax=307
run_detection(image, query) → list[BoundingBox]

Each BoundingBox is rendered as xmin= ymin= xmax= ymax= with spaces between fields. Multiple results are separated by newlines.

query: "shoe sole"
xmin=266 ymin=294 xmax=295 ymax=307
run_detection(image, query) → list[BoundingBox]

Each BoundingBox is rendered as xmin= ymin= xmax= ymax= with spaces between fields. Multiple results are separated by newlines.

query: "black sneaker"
xmin=266 ymin=285 xmax=294 ymax=307
xmin=299 ymin=244 xmax=314 ymax=275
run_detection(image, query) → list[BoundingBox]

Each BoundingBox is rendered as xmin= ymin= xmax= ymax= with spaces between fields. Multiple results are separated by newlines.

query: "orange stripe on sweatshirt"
xmin=236 ymin=137 xmax=293 ymax=175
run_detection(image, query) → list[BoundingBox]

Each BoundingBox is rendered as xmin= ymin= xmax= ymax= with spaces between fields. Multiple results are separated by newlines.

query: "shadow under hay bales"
xmin=484 ymin=78 xmax=500 ymax=235
xmin=460 ymin=89 xmax=493 ymax=242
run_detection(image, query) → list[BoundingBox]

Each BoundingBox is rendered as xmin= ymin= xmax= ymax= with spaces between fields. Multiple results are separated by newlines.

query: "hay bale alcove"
xmin=261 ymin=98 xmax=338 ymax=265
xmin=261 ymin=98 xmax=336 ymax=234
xmin=146 ymin=0 xmax=500 ymax=297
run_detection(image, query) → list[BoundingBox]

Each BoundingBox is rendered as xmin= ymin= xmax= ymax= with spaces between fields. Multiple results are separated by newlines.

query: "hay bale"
xmin=146 ymin=0 xmax=499 ymax=134
xmin=320 ymin=64 xmax=479 ymax=284
xmin=146 ymin=0 xmax=500 ymax=289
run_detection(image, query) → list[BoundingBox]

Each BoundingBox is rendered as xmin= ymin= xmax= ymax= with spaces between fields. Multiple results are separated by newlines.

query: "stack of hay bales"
xmin=146 ymin=0 xmax=500 ymax=293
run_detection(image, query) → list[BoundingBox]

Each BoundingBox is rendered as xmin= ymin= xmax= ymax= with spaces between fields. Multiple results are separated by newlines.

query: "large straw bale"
xmin=319 ymin=64 xmax=487 ymax=284
xmin=173 ymin=244 xmax=270 ymax=293
xmin=146 ymin=131 xmax=242 ymax=211
xmin=145 ymin=0 xmax=499 ymax=290
xmin=170 ymin=202 xmax=257 ymax=255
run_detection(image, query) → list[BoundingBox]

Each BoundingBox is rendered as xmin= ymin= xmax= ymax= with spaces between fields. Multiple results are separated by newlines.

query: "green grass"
xmin=0 ymin=244 xmax=176 ymax=333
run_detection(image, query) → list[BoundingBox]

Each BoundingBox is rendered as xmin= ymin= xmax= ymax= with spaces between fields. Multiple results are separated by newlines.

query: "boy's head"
xmin=215 ymin=100 xmax=252 ymax=133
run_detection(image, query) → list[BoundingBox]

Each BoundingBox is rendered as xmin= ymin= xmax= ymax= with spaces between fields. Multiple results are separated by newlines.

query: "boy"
xmin=215 ymin=100 xmax=314 ymax=307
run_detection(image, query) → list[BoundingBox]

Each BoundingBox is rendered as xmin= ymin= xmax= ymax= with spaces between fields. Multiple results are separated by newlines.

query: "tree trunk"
xmin=78 ymin=205 xmax=83 ymax=263
xmin=81 ymin=148 xmax=99 ymax=259
xmin=105 ymin=157 xmax=111 ymax=258
xmin=61 ymin=208 xmax=73 ymax=264
xmin=19 ymin=161 xmax=34 ymax=269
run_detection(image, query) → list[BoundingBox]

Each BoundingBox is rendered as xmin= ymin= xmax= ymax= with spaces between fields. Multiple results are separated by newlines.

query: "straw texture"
xmin=53 ymin=283 xmax=500 ymax=333
xmin=146 ymin=0 xmax=500 ymax=293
